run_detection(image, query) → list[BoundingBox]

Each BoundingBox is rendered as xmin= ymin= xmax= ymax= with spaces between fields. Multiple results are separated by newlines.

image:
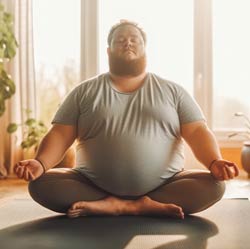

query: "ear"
xmin=107 ymin=47 xmax=111 ymax=56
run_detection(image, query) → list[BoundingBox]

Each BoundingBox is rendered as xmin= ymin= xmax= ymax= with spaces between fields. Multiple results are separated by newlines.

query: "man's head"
xmin=107 ymin=20 xmax=147 ymax=76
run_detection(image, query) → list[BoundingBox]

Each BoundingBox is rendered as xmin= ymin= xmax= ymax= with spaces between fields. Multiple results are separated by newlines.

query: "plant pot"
xmin=241 ymin=141 xmax=250 ymax=178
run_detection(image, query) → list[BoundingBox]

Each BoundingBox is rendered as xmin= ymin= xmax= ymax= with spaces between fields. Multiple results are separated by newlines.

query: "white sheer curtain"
xmin=0 ymin=0 xmax=36 ymax=177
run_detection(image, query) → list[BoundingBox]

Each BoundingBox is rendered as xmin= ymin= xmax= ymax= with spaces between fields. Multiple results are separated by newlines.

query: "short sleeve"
xmin=51 ymin=86 xmax=80 ymax=126
xmin=176 ymin=86 xmax=206 ymax=124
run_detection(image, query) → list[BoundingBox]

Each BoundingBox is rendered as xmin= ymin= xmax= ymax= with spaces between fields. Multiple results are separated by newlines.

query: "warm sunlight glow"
xmin=33 ymin=0 xmax=80 ymax=124
xmin=213 ymin=0 xmax=250 ymax=129
xmin=33 ymin=0 xmax=80 ymax=78
xmin=124 ymin=235 xmax=187 ymax=249
xmin=99 ymin=0 xmax=193 ymax=94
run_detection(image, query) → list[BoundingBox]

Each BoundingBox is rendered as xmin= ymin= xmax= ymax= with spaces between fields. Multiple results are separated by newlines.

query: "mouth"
xmin=124 ymin=50 xmax=135 ymax=55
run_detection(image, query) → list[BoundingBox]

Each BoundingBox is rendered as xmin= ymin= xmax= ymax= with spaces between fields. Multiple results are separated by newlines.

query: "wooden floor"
xmin=0 ymin=178 xmax=29 ymax=205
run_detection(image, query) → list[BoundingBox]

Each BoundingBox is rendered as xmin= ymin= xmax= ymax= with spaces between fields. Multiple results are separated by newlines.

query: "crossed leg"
xmin=67 ymin=195 xmax=184 ymax=218
xmin=29 ymin=168 xmax=225 ymax=219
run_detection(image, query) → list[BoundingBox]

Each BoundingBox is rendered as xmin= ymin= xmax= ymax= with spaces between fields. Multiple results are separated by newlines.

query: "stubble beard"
xmin=108 ymin=52 xmax=147 ymax=77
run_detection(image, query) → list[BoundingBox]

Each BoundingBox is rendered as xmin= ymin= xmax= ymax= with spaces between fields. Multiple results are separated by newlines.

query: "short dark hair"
xmin=107 ymin=20 xmax=147 ymax=46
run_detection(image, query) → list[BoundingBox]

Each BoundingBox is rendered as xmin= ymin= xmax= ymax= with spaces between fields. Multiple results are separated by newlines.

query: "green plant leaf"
xmin=25 ymin=118 xmax=36 ymax=126
xmin=0 ymin=100 xmax=5 ymax=116
xmin=0 ymin=2 xmax=18 ymax=117
xmin=7 ymin=123 xmax=18 ymax=133
xmin=3 ymin=13 xmax=12 ymax=23
xmin=21 ymin=141 xmax=29 ymax=149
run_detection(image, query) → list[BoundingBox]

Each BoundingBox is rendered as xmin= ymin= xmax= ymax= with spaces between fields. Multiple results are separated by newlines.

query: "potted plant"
xmin=7 ymin=109 xmax=75 ymax=168
xmin=0 ymin=3 xmax=18 ymax=117
xmin=7 ymin=109 xmax=48 ymax=158
xmin=229 ymin=112 xmax=250 ymax=177
xmin=228 ymin=112 xmax=250 ymax=140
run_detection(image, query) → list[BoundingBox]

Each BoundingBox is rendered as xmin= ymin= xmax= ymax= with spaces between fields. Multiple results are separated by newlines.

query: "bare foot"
xmin=67 ymin=196 xmax=136 ymax=218
xmin=67 ymin=196 xmax=184 ymax=219
xmin=136 ymin=196 xmax=184 ymax=219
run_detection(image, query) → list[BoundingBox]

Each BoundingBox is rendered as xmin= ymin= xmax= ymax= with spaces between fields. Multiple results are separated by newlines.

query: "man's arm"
xmin=35 ymin=124 xmax=77 ymax=171
xmin=14 ymin=124 xmax=77 ymax=181
xmin=181 ymin=120 xmax=239 ymax=180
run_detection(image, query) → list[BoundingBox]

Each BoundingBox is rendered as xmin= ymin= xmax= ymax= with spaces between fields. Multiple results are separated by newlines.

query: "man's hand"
xmin=209 ymin=159 xmax=239 ymax=181
xmin=14 ymin=159 xmax=45 ymax=181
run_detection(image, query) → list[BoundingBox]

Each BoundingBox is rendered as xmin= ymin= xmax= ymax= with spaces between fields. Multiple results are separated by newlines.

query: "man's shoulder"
xmin=149 ymin=73 xmax=184 ymax=93
xmin=76 ymin=73 xmax=107 ymax=89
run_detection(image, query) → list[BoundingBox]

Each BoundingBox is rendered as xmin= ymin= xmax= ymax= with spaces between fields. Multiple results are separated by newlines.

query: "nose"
xmin=124 ymin=38 xmax=132 ymax=48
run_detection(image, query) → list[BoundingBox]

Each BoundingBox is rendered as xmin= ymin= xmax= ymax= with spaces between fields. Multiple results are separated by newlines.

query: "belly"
xmin=76 ymin=135 xmax=179 ymax=196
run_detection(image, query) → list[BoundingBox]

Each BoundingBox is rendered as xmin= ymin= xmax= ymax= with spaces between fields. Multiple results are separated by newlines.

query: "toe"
xmin=67 ymin=211 xmax=79 ymax=218
xmin=175 ymin=207 xmax=184 ymax=219
xmin=67 ymin=208 xmax=87 ymax=218
xmin=71 ymin=201 xmax=86 ymax=210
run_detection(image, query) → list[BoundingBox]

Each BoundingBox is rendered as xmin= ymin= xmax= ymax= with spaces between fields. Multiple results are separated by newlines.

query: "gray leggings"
xmin=28 ymin=168 xmax=225 ymax=215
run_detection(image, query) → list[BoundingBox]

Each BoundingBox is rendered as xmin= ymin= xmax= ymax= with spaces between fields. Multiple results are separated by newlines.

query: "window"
xmin=33 ymin=0 xmax=80 ymax=126
xmin=98 ymin=0 xmax=193 ymax=94
xmin=213 ymin=0 xmax=250 ymax=131
xmin=32 ymin=0 xmax=250 ymax=144
xmin=97 ymin=0 xmax=250 ymax=142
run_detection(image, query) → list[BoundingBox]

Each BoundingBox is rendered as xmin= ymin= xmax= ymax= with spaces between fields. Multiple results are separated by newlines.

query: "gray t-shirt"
xmin=52 ymin=72 xmax=205 ymax=196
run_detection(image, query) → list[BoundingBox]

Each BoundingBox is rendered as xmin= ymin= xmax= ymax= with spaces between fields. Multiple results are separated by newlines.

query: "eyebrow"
xmin=115 ymin=34 xmax=140 ymax=39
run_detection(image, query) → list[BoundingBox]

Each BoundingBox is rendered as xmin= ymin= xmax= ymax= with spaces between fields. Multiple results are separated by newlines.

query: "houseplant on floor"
xmin=7 ymin=109 xmax=75 ymax=168
xmin=0 ymin=3 xmax=18 ymax=178
xmin=0 ymin=2 xmax=18 ymax=117
xmin=7 ymin=109 xmax=48 ymax=158
xmin=229 ymin=112 xmax=250 ymax=178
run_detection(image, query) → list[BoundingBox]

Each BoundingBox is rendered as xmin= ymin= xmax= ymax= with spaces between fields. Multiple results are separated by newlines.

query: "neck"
xmin=109 ymin=71 xmax=147 ymax=93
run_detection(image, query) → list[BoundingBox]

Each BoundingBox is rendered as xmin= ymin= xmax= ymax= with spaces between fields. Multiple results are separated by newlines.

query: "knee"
xmin=28 ymin=177 xmax=67 ymax=213
xmin=185 ymin=173 xmax=226 ymax=214
xmin=206 ymin=175 xmax=226 ymax=201
xmin=191 ymin=171 xmax=226 ymax=201
xmin=28 ymin=174 xmax=53 ymax=206
xmin=28 ymin=177 xmax=44 ymax=202
xmin=188 ymin=175 xmax=226 ymax=214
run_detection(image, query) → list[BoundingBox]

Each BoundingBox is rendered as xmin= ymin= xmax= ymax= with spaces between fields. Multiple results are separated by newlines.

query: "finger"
xmin=16 ymin=166 xmax=25 ymax=179
xmin=221 ymin=166 xmax=229 ymax=180
xmin=28 ymin=170 xmax=35 ymax=181
xmin=222 ymin=160 xmax=239 ymax=167
xmin=67 ymin=209 xmax=80 ymax=215
xmin=24 ymin=168 xmax=30 ymax=181
xmin=14 ymin=166 xmax=20 ymax=178
xmin=14 ymin=162 xmax=23 ymax=173
xmin=225 ymin=165 xmax=234 ymax=179
xmin=215 ymin=174 xmax=224 ymax=181
xmin=232 ymin=164 xmax=239 ymax=177
xmin=210 ymin=165 xmax=221 ymax=180
xmin=14 ymin=163 xmax=19 ymax=173
xmin=224 ymin=163 xmax=239 ymax=177
xmin=224 ymin=162 xmax=239 ymax=176
xmin=14 ymin=165 xmax=19 ymax=175
xmin=212 ymin=164 xmax=225 ymax=180
xmin=19 ymin=160 xmax=30 ymax=166
xmin=228 ymin=165 xmax=238 ymax=178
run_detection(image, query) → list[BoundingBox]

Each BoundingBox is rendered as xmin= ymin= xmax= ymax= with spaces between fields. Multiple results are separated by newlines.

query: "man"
xmin=15 ymin=20 xmax=239 ymax=219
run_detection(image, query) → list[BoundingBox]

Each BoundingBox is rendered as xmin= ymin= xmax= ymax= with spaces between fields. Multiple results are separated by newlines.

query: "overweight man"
xmin=14 ymin=20 xmax=239 ymax=219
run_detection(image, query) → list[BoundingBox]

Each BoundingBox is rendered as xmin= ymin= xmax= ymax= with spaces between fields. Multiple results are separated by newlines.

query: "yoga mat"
xmin=0 ymin=199 xmax=249 ymax=249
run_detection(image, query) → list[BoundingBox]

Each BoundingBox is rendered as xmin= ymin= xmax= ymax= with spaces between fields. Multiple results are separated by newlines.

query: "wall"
xmin=220 ymin=147 xmax=242 ymax=168
xmin=184 ymin=143 xmax=242 ymax=169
